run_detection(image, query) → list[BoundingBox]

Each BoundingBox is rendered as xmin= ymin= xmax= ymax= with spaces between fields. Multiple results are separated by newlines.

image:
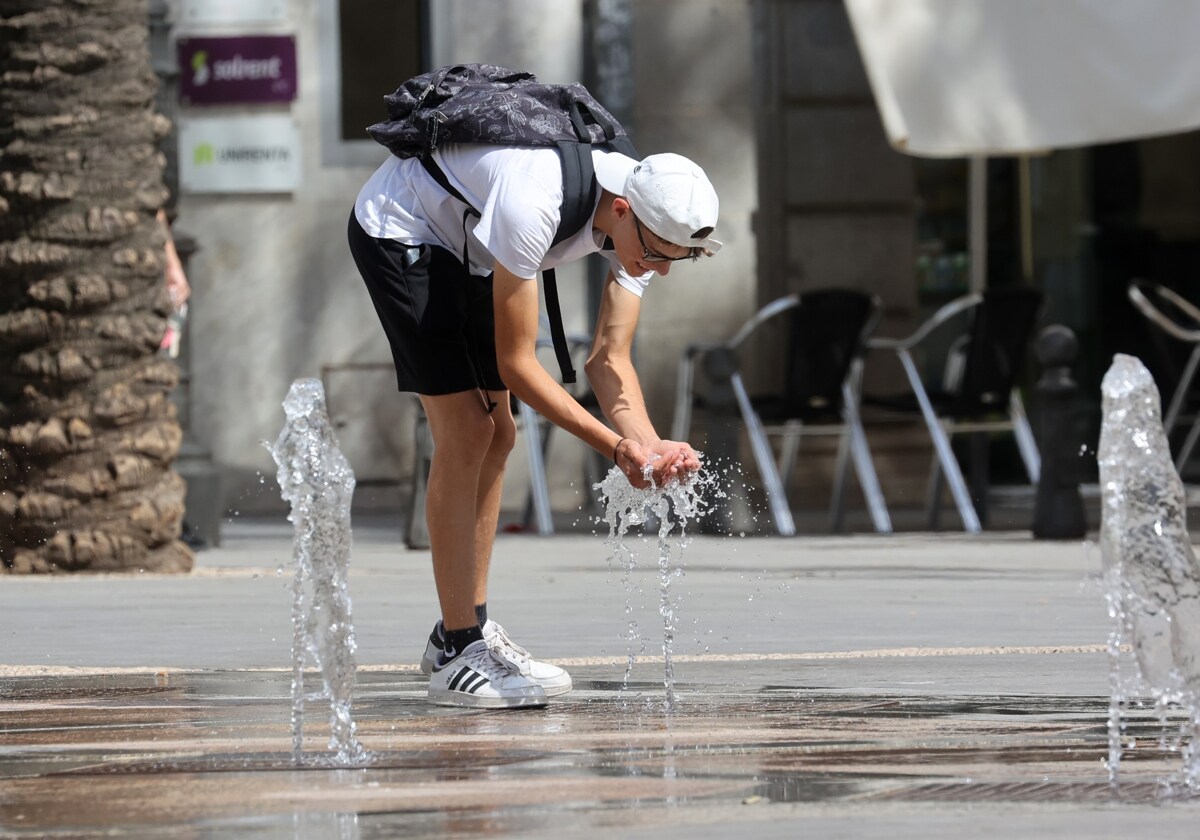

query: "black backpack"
xmin=367 ymin=63 xmax=639 ymax=384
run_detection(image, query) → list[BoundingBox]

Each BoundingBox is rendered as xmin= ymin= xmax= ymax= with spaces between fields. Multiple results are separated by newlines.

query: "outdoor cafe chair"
xmin=864 ymin=286 xmax=1043 ymax=533
xmin=671 ymin=288 xmax=892 ymax=536
xmin=1127 ymin=280 xmax=1200 ymax=473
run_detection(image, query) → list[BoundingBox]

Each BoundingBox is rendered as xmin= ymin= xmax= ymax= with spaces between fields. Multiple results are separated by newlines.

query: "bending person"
xmin=348 ymin=145 xmax=721 ymax=708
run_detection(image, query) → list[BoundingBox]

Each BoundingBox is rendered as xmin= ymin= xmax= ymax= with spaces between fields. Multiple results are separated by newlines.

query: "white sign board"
xmin=179 ymin=0 xmax=286 ymax=26
xmin=179 ymin=114 xmax=300 ymax=193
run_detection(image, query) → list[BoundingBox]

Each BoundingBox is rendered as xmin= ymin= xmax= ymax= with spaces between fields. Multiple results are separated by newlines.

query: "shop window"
xmin=319 ymin=0 xmax=428 ymax=166
xmin=914 ymin=158 xmax=1024 ymax=306
xmin=914 ymin=133 xmax=1200 ymax=476
xmin=338 ymin=0 xmax=427 ymax=142
xmin=914 ymin=159 xmax=970 ymax=302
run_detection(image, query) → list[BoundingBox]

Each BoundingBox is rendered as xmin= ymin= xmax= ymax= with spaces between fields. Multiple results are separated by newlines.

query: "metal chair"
xmin=865 ymin=286 xmax=1043 ymax=533
xmin=320 ymin=321 xmax=594 ymax=544
xmin=318 ymin=361 xmax=435 ymax=548
xmin=672 ymin=288 xmax=892 ymax=535
xmin=516 ymin=329 xmax=599 ymax=534
xmin=1128 ymin=281 xmax=1200 ymax=472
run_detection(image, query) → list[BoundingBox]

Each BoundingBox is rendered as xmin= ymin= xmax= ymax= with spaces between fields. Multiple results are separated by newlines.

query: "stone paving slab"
xmin=2 ymin=665 xmax=1197 ymax=838
xmin=2 ymin=520 xmax=1198 ymax=837
xmin=1 ymin=524 xmax=1106 ymax=671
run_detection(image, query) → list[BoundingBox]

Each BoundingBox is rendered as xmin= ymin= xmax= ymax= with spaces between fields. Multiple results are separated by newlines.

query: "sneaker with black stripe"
xmin=427 ymin=639 xmax=547 ymax=708
xmin=420 ymin=620 xmax=573 ymax=697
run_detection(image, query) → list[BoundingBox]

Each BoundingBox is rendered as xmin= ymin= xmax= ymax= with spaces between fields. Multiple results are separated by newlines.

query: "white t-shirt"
xmin=353 ymin=145 xmax=652 ymax=297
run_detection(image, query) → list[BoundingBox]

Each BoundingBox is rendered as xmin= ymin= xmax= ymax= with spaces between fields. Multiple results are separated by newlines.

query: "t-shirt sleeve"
xmin=470 ymin=171 xmax=557 ymax=280
xmin=604 ymin=251 xmax=653 ymax=297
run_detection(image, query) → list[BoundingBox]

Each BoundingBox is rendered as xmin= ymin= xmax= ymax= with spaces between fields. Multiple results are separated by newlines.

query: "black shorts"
xmin=347 ymin=211 xmax=505 ymax=396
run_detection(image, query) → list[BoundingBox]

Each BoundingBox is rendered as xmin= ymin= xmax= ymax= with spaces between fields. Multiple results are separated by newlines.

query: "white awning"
xmin=844 ymin=0 xmax=1200 ymax=158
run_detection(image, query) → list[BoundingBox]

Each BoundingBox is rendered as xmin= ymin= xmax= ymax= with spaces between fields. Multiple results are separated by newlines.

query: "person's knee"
xmin=488 ymin=413 xmax=517 ymax=458
xmin=429 ymin=410 xmax=497 ymax=466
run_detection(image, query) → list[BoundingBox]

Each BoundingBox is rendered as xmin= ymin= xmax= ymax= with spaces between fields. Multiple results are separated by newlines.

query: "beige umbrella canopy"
xmin=845 ymin=0 xmax=1200 ymax=158
xmin=846 ymin=0 xmax=1200 ymax=290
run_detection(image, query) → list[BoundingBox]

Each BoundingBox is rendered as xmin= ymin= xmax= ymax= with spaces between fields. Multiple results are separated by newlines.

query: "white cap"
xmin=594 ymin=152 xmax=722 ymax=254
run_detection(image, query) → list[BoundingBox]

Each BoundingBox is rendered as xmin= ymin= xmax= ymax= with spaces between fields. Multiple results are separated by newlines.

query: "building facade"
xmin=168 ymin=0 xmax=1200 ymax=525
xmin=168 ymin=0 xmax=757 ymax=519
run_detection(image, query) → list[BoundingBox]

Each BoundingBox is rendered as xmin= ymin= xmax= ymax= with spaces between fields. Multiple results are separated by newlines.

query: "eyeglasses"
xmin=633 ymin=216 xmax=699 ymax=263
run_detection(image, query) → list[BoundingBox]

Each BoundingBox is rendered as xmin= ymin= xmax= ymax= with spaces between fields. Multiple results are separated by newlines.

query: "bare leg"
xmin=418 ymin=391 xmax=505 ymax=631
xmin=472 ymin=392 xmax=516 ymax=606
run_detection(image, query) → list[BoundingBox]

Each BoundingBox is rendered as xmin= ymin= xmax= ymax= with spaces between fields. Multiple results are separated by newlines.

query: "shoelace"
xmin=485 ymin=623 xmax=531 ymax=665
xmin=459 ymin=643 xmax=520 ymax=679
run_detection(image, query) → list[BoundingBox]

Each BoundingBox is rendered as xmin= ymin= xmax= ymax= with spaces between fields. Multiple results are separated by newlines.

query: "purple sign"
xmin=178 ymin=35 xmax=297 ymax=106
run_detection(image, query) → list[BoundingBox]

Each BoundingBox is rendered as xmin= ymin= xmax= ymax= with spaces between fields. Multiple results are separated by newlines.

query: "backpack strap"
xmin=416 ymin=92 xmax=640 ymax=388
xmin=419 ymin=156 xmax=476 ymax=269
xmin=553 ymin=140 xmax=597 ymax=249
xmin=541 ymin=267 xmax=576 ymax=384
xmin=544 ymin=96 xmax=632 ymax=385
xmin=540 ymin=139 xmax=594 ymax=386
xmin=546 ymin=108 xmax=638 ymax=384
xmin=419 ymin=154 xmax=579 ymax=384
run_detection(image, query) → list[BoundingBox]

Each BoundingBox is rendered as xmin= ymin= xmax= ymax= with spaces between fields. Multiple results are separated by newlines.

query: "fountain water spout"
xmin=1098 ymin=354 xmax=1200 ymax=791
xmin=267 ymin=378 xmax=368 ymax=767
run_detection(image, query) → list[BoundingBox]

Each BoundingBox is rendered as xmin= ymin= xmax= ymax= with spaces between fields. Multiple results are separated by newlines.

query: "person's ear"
xmin=611 ymin=196 xmax=632 ymax=219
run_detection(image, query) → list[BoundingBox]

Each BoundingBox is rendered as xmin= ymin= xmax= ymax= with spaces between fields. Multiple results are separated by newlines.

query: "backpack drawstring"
xmin=464 ymin=318 xmax=498 ymax=415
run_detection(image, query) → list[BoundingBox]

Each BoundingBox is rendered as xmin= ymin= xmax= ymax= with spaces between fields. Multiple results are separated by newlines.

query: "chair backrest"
xmin=1129 ymin=281 xmax=1200 ymax=340
xmin=945 ymin=286 xmax=1043 ymax=417
xmin=1128 ymin=281 xmax=1200 ymax=385
xmin=782 ymin=288 xmax=878 ymax=420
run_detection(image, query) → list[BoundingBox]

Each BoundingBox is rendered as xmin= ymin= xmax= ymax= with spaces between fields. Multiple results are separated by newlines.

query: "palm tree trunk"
xmin=0 ymin=0 xmax=193 ymax=573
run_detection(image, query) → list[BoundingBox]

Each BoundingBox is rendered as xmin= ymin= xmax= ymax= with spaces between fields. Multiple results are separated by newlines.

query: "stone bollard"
xmin=1032 ymin=325 xmax=1088 ymax=539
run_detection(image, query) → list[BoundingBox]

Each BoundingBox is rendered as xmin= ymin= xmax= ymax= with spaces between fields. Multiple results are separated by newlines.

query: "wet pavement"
xmin=3 ymin=520 xmax=1200 ymax=837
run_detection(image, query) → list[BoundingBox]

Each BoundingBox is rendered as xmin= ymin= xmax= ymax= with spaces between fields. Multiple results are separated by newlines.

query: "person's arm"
xmin=492 ymin=263 xmax=653 ymax=488
xmin=584 ymin=272 xmax=701 ymax=481
xmin=158 ymin=209 xmax=190 ymax=309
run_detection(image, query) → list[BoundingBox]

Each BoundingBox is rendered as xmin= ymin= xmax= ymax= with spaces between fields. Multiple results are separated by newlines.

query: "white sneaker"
xmin=483 ymin=620 xmax=573 ymax=697
xmin=427 ymin=639 xmax=547 ymax=708
xmin=419 ymin=620 xmax=573 ymax=697
xmin=419 ymin=623 xmax=447 ymax=675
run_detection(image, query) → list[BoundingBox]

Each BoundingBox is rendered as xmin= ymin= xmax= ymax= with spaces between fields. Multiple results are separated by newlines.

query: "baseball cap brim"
xmin=593 ymin=151 xmax=638 ymax=197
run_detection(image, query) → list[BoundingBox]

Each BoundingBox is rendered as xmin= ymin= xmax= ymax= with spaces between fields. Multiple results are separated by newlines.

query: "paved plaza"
xmin=2 ymin=517 xmax=1199 ymax=837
